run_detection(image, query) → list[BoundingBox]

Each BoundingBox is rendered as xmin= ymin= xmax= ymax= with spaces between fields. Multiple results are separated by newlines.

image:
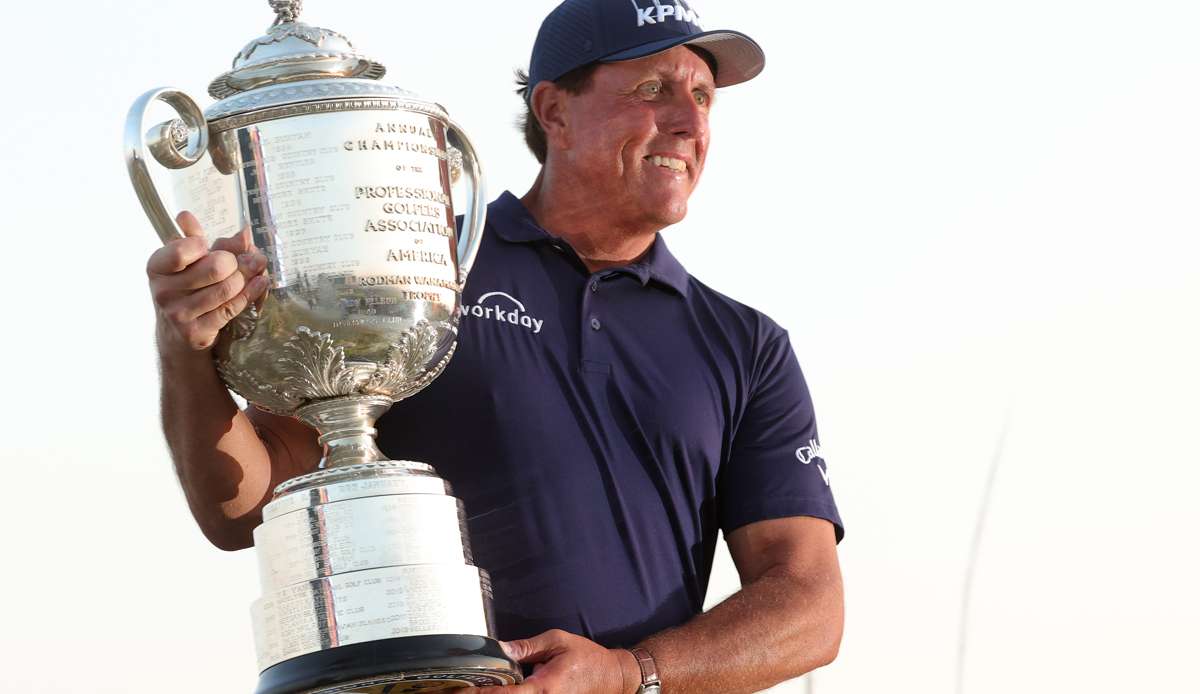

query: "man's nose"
xmin=661 ymin=90 xmax=709 ymax=140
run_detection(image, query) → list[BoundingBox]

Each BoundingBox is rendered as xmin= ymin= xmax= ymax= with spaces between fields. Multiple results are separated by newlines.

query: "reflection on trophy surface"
xmin=124 ymin=1 xmax=521 ymax=691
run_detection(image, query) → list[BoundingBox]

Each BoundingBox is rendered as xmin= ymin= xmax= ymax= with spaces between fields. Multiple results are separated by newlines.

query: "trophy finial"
xmin=270 ymin=0 xmax=302 ymax=24
xmin=209 ymin=0 xmax=386 ymax=99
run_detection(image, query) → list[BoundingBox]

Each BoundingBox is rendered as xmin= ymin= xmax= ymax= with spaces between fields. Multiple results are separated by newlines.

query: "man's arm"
xmin=150 ymin=211 xmax=320 ymax=550
xmin=641 ymin=516 xmax=843 ymax=692
xmin=460 ymin=516 xmax=842 ymax=694
xmin=158 ymin=341 xmax=320 ymax=550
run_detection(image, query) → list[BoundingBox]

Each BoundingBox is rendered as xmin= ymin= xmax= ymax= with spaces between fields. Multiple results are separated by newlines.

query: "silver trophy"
xmin=124 ymin=2 xmax=521 ymax=691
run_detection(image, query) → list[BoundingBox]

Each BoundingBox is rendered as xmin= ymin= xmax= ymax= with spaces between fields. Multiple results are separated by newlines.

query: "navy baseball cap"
xmin=528 ymin=0 xmax=765 ymax=94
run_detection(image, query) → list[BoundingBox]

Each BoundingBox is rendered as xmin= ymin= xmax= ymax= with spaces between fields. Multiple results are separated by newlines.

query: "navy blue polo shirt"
xmin=376 ymin=191 xmax=842 ymax=647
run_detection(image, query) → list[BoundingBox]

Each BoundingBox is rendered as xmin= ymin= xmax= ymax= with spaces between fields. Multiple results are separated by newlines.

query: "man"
xmin=146 ymin=1 xmax=844 ymax=692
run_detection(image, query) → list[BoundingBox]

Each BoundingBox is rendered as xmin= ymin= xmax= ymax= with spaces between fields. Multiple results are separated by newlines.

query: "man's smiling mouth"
xmin=646 ymin=155 xmax=687 ymax=173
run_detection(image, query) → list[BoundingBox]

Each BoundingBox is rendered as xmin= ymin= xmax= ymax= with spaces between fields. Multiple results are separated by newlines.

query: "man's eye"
xmin=693 ymin=90 xmax=711 ymax=106
xmin=637 ymin=82 xmax=663 ymax=98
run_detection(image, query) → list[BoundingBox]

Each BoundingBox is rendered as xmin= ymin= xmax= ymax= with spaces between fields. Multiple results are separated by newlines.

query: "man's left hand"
xmin=449 ymin=629 xmax=640 ymax=694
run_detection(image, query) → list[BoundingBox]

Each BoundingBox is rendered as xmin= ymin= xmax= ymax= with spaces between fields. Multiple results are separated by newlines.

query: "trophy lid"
xmin=208 ymin=0 xmax=386 ymax=100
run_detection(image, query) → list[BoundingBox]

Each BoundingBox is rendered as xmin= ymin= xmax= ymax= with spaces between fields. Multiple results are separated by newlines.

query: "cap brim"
xmin=600 ymin=29 xmax=765 ymax=88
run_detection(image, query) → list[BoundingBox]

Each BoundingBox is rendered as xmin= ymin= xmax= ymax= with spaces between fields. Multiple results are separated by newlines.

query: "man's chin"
xmin=643 ymin=199 xmax=690 ymax=228
xmin=662 ymin=206 xmax=690 ymax=228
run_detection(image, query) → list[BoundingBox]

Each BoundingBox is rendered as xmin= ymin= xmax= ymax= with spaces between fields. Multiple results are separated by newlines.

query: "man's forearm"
xmin=479 ymin=520 xmax=843 ymax=694
xmin=158 ymin=321 xmax=276 ymax=551
xmin=639 ymin=565 xmax=844 ymax=694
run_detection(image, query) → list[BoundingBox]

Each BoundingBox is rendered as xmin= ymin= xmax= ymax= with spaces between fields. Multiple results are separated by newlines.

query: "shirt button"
xmin=590 ymin=317 xmax=601 ymax=331
xmin=590 ymin=281 xmax=599 ymax=293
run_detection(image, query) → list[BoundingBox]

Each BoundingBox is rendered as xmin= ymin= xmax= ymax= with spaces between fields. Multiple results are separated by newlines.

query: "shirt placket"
xmin=580 ymin=271 xmax=613 ymax=377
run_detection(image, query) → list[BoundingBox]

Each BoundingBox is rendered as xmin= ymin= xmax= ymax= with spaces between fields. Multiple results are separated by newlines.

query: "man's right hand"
xmin=147 ymin=210 xmax=269 ymax=353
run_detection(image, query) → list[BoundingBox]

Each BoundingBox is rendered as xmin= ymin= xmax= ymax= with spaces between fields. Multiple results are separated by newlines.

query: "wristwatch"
xmin=628 ymin=647 xmax=662 ymax=694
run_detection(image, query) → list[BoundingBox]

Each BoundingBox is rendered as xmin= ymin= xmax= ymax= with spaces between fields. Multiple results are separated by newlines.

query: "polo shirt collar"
xmin=490 ymin=191 xmax=690 ymax=296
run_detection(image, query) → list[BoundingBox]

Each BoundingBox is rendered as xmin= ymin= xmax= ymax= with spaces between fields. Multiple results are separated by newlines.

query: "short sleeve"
xmin=717 ymin=331 xmax=844 ymax=542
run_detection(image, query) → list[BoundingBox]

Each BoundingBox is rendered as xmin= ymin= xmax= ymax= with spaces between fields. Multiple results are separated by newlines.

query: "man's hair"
xmin=514 ymin=63 xmax=600 ymax=164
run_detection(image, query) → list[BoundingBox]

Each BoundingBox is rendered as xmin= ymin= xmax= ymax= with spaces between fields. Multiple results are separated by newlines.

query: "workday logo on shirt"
xmin=632 ymin=0 xmax=701 ymax=27
xmin=460 ymin=291 xmax=545 ymax=334
xmin=796 ymin=439 xmax=831 ymax=487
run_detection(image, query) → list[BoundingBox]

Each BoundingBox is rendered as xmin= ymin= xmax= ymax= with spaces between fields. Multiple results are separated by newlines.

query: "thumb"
xmin=502 ymin=629 xmax=569 ymax=664
xmin=175 ymin=210 xmax=206 ymax=240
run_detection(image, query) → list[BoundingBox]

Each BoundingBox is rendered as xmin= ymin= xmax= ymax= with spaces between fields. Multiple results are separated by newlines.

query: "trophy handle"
xmin=124 ymin=87 xmax=210 ymax=244
xmin=445 ymin=118 xmax=487 ymax=285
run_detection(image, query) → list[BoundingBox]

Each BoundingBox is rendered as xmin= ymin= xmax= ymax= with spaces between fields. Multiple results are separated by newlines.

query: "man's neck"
xmin=520 ymin=174 xmax=658 ymax=273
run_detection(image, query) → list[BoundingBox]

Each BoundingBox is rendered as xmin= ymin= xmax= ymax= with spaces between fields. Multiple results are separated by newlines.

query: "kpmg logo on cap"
xmin=632 ymin=0 xmax=701 ymax=28
xmin=460 ymin=291 xmax=545 ymax=335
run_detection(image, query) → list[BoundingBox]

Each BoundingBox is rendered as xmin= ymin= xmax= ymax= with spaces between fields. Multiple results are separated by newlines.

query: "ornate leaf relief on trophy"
xmin=279 ymin=326 xmax=361 ymax=399
xmin=215 ymin=358 xmax=302 ymax=414
xmin=363 ymin=320 xmax=440 ymax=394
xmin=216 ymin=320 xmax=452 ymax=414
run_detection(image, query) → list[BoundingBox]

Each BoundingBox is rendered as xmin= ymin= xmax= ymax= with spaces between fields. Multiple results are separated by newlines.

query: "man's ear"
xmin=531 ymin=81 xmax=571 ymax=151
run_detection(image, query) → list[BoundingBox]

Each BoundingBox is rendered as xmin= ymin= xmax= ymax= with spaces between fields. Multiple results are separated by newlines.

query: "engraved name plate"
xmin=255 ymin=494 xmax=470 ymax=592
xmin=262 ymin=474 xmax=452 ymax=521
xmin=251 ymin=564 xmax=494 ymax=671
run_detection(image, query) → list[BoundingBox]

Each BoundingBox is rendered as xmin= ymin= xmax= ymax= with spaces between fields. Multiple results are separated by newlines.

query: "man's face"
xmin=554 ymin=46 xmax=715 ymax=229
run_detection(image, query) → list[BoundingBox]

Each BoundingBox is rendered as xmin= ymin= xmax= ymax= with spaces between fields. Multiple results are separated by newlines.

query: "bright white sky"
xmin=1 ymin=1 xmax=1197 ymax=692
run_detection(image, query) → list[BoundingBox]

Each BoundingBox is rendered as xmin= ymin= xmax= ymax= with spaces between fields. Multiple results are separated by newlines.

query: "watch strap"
xmin=628 ymin=647 xmax=661 ymax=693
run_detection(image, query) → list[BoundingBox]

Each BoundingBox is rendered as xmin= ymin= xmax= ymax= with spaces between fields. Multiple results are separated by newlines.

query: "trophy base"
xmin=254 ymin=634 xmax=521 ymax=694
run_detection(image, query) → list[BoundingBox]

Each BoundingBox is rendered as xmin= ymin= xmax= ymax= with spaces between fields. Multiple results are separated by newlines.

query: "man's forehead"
xmin=600 ymin=46 xmax=716 ymax=84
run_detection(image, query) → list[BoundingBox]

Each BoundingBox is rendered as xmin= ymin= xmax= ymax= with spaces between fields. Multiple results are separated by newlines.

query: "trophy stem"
xmin=295 ymin=394 xmax=392 ymax=469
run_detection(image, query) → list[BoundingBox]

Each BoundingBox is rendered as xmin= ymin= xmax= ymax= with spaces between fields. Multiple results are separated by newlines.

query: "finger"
xmin=146 ymin=235 xmax=210 ymax=276
xmin=155 ymin=250 xmax=241 ymax=295
xmin=211 ymin=224 xmax=254 ymax=254
xmin=463 ymin=685 xmax=539 ymax=694
xmin=175 ymin=210 xmax=206 ymax=239
xmin=186 ymin=277 xmax=267 ymax=349
xmin=171 ymin=259 xmax=267 ymax=321
xmin=245 ymin=272 xmax=270 ymax=303
xmin=172 ymin=266 xmax=247 ymax=322
xmin=198 ymin=283 xmax=254 ymax=331
xmin=239 ymin=251 xmax=268 ymax=281
xmin=210 ymin=229 xmax=268 ymax=292
xmin=504 ymin=630 xmax=568 ymax=665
